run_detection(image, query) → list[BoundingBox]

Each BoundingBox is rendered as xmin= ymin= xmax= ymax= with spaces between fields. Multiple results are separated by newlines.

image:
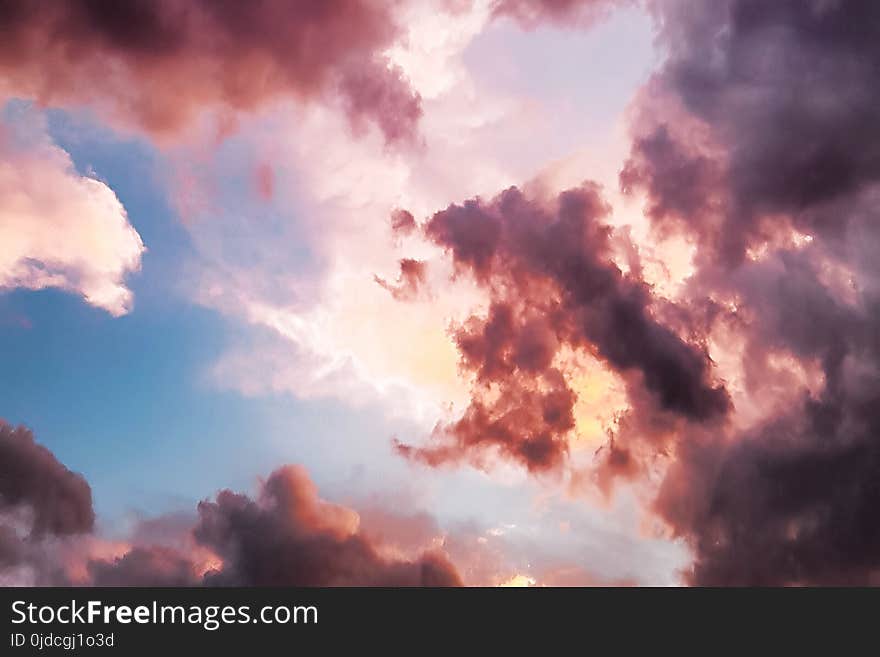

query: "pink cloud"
xmin=0 ymin=112 xmax=144 ymax=315
xmin=0 ymin=0 xmax=421 ymax=144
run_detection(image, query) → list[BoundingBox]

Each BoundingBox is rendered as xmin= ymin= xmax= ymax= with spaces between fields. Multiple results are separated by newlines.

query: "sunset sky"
xmin=2 ymin=0 xmax=879 ymax=587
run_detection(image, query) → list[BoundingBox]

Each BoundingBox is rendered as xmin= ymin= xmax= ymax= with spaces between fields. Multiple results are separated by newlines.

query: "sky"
xmin=2 ymin=0 xmax=880 ymax=587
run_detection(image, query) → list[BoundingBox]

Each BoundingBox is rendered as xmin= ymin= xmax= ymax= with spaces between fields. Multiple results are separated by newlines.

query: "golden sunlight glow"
xmin=498 ymin=574 xmax=537 ymax=587
xmin=557 ymin=350 xmax=630 ymax=448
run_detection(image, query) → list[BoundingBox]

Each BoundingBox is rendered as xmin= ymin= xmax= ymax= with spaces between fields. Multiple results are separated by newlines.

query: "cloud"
xmin=0 ymin=110 xmax=144 ymax=315
xmin=616 ymin=0 xmax=880 ymax=584
xmin=88 ymin=546 xmax=202 ymax=587
xmin=194 ymin=465 xmax=461 ymax=586
xmin=390 ymin=208 xmax=417 ymax=237
xmin=623 ymin=0 xmax=880 ymax=265
xmin=374 ymin=258 xmax=428 ymax=301
xmin=0 ymin=0 xmax=421 ymax=144
xmin=394 ymin=183 xmax=728 ymax=472
xmin=19 ymin=0 xmax=880 ymax=586
xmin=649 ymin=236 xmax=880 ymax=584
xmin=0 ymin=419 xmax=96 ymax=586
xmin=0 ymin=420 xmax=94 ymax=537
xmin=0 ymin=421 xmax=462 ymax=586
xmin=174 ymin=0 xmax=651 ymax=432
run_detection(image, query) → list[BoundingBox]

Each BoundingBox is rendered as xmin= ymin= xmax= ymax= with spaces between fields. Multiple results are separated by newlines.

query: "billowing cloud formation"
xmin=619 ymin=0 xmax=880 ymax=584
xmin=8 ymin=0 xmax=880 ymax=588
xmin=89 ymin=546 xmax=202 ymax=587
xmin=0 ymin=0 xmax=421 ymax=143
xmin=195 ymin=465 xmax=461 ymax=586
xmin=623 ymin=0 xmax=880 ymax=265
xmin=395 ymin=184 xmax=728 ymax=472
xmin=0 ymin=420 xmax=95 ymax=586
xmin=0 ymin=113 xmax=144 ymax=315
xmin=0 ymin=421 xmax=94 ymax=537
xmin=0 ymin=422 xmax=460 ymax=586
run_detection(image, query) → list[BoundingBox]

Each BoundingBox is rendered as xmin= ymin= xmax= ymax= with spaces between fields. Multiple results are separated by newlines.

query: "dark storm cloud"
xmin=649 ymin=238 xmax=880 ymax=585
xmin=658 ymin=355 xmax=880 ymax=585
xmin=0 ymin=420 xmax=95 ymax=584
xmin=623 ymin=0 xmax=880 ymax=263
xmin=621 ymin=0 xmax=880 ymax=584
xmin=0 ymin=420 xmax=94 ymax=536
